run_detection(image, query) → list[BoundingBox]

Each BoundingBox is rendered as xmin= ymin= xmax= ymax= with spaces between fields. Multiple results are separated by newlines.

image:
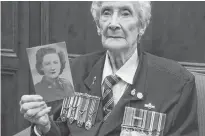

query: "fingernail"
xmin=47 ymin=107 xmax=52 ymax=110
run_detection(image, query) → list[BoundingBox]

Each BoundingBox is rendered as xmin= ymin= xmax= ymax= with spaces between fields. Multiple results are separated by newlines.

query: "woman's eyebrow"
xmin=119 ymin=5 xmax=133 ymax=12
xmin=101 ymin=5 xmax=112 ymax=11
xmin=101 ymin=5 xmax=133 ymax=12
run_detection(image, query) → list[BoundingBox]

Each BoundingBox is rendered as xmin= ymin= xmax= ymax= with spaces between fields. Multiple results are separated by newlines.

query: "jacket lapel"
xmin=83 ymin=53 xmax=106 ymax=98
xmin=83 ymin=53 xmax=106 ymax=125
xmin=98 ymin=52 xmax=149 ymax=136
xmin=67 ymin=53 xmax=106 ymax=136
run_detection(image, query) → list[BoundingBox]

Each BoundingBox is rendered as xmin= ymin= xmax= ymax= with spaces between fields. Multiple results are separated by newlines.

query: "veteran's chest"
xmin=58 ymin=85 xmax=171 ymax=136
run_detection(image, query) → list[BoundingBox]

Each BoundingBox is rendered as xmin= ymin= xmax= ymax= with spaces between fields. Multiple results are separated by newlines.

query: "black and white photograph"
xmin=1 ymin=1 xmax=205 ymax=136
xmin=26 ymin=42 xmax=75 ymax=102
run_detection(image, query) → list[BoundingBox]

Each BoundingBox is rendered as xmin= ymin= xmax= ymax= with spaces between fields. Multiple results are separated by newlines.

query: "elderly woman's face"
xmin=99 ymin=2 xmax=140 ymax=52
xmin=41 ymin=53 xmax=61 ymax=79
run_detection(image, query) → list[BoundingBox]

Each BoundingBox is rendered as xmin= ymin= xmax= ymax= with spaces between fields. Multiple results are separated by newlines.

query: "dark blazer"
xmin=31 ymin=51 xmax=198 ymax=136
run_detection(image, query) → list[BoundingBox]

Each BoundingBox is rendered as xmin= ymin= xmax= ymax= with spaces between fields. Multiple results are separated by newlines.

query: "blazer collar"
xmin=98 ymin=52 xmax=148 ymax=136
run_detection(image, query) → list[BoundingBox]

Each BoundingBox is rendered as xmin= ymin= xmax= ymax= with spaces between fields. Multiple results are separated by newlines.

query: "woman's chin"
xmin=45 ymin=75 xmax=59 ymax=80
xmin=103 ymin=39 xmax=128 ymax=52
xmin=52 ymin=75 xmax=59 ymax=79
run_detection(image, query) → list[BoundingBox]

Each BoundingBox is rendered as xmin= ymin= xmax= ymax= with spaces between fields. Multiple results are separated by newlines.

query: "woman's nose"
xmin=50 ymin=65 xmax=55 ymax=70
xmin=108 ymin=12 xmax=120 ymax=30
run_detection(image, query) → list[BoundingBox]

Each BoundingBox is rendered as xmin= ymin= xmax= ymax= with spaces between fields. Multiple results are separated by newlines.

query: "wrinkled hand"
xmin=20 ymin=95 xmax=51 ymax=134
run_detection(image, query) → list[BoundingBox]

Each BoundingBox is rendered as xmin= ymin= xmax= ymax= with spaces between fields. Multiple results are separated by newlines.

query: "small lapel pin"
xmin=144 ymin=103 xmax=155 ymax=109
xmin=90 ymin=76 xmax=97 ymax=88
xmin=137 ymin=92 xmax=143 ymax=99
xmin=131 ymin=89 xmax=136 ymax=96
xmin=92 ymin=76 xmax=96 ymax=84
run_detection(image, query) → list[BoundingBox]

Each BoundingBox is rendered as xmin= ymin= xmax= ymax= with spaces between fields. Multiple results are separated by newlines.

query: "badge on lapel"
xmin=60 ymin=92 xmax=100 ymax=130
xmin=120 ymin=107 xmax=166 ymax=136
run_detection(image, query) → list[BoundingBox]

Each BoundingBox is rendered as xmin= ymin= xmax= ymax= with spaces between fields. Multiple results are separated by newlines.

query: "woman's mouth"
xmin=51 ymin=71 xmax=56 ymax=74
xmin=107 ymin=36 xmax=124 ymax=38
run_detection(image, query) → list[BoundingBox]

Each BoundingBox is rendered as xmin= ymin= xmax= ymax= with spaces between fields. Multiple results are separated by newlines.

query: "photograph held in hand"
xmin=26 ymin=42 xmax=75 ymax=102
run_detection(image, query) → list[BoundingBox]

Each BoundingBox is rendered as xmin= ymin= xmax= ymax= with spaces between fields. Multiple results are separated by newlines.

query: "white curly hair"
xmin=90 ymin=1 xmax=151 ymax=36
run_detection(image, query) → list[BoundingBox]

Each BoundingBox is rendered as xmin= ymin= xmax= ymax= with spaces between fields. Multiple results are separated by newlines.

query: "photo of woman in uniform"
xmin=27 ymin=42 xmax=74 ymax=102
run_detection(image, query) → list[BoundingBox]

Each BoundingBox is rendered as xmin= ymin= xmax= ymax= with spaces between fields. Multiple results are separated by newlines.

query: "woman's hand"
xmin=19 ymin=95 xmax=51 ymax=134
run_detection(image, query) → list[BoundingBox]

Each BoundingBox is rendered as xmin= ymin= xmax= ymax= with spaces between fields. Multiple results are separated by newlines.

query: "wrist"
xmin=36 ymin=121 xmax=51 ymax=135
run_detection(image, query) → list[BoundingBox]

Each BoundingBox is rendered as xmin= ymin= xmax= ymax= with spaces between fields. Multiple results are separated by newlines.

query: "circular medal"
xmin=131 ymin=89 xmax=136 ymax=96
xmin=77 ymin=120 xmax=83 ymax=127
xmin=85 ymin=120 xmax=92 ymax=130
xmin=61 ymin=116 xmax=66 ymax=122
xmin=137 ymin=92 xmax=143 ymax=99
xmin=69 ymin=117 xmax=74 ymax=124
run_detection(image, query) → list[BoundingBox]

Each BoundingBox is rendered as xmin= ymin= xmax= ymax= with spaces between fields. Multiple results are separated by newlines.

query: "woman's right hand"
xmin=19 ymin=95 xmax=51 ymax=134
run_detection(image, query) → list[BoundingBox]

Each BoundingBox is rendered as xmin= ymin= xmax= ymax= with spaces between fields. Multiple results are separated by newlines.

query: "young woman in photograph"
xmin=35 ymin=47 xmax=74 ymax=102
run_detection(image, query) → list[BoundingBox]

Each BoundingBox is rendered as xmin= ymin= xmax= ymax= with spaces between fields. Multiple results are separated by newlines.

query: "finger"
xmin=35 ymin=107 xmax=52 ymax=119
xmin=23 ymin=106 xmax=49 ymax=123
xmin=25 ymin=104 xmax=47 ymax=117
xmin=20 ymin=101 xmax=46 ymax=114
xmin=24 ymin=114 xmax=40 ymax=124
xmin=24 ymin=113 xmax=31 ymax=121
xmin=24 ymin=113 xmax=36 ymax=123
xmin=20 ymin=95 xmax=43 ymax=105
xmin=37 ymin=115 xmax=50 ymax=126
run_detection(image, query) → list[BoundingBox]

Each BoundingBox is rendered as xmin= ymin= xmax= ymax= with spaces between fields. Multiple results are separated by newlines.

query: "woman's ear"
xmin=97 ymin=26 xmax=101 ymax=36
xmin=137 ymin=24 xmax=147 ymax=42
xmin=139 ymin=24 xmax=146 ymax=36
xmin=95 ymin=20 xmax=101 ymax=36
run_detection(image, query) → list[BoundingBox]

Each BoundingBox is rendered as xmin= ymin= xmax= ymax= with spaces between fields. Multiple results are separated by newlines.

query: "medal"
xmin=69 ymin=95 xmax=79 ymax=124
xmin=121 ymin=106 xmax=166 ymax=136
xmin=61 ymin=92 xmax=101 ymax=130
xmin=85 ymin=98 xmax=96 ymax=130
xmin=85 ymin=120 xmax=92 ymax=130
xmin=60 ymin=97 xmax=70 ymax=121
xmin=77 ymin=94 xmax=90 ymax=127
xmin=74 ymin=94 xmax=83 ymax=120
xmin=66 ymin=96 xmax=75 ymax=119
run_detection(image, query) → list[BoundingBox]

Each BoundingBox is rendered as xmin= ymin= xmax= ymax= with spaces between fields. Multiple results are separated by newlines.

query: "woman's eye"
xmin=44 ymin=62 xmax=50 ymax=66
xmin=102 ymin=10 xmax=111 ymax=16
xmin=121 ymin=10 xmax=131 ymax=17
xmin=53 ymin=61 xmax=59 ymax=64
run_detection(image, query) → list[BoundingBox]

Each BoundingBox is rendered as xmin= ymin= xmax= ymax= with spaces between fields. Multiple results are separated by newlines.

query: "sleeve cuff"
xmin=34 ymin=125 xmax=42 ymax=136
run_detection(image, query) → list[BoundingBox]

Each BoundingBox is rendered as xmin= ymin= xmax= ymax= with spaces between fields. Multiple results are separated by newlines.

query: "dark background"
xmin=1 ymin=1 xmax=205 ymax=136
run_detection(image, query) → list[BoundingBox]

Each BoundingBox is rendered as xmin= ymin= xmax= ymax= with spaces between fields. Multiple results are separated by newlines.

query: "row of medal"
xmin=120 ymin=107 xmax=166 ymax=136
xmin=60 ymin=92 xmax=100 ymax=130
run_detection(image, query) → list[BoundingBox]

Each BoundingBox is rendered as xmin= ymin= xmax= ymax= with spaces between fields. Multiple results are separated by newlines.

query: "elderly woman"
xmin=20 ymin=1 xmax=198 ymax=136
xmin=34 ymin=47 xmax=74 ymax=102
